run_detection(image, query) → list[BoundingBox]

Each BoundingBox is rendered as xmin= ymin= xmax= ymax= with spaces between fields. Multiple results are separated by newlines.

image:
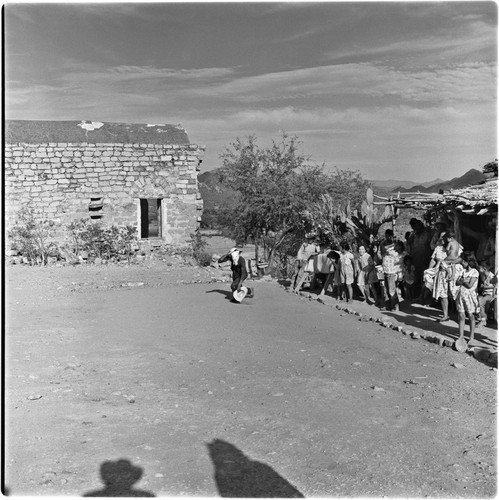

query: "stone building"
xmin=4 ymin=120 xmax=205 ymax=247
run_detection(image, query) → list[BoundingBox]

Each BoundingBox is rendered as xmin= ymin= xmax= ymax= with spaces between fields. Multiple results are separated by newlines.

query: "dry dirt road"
xmin=4 ymin=262 xmax=497 ymax=498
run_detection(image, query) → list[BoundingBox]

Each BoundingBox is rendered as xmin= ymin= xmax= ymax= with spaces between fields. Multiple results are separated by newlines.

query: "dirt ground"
xmin=4 ymin=256 xmax=497 ymax=498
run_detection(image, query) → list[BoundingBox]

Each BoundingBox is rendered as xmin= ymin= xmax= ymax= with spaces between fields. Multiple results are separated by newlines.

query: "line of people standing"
xmin=292 ymin=216 xmax=497 ymax=343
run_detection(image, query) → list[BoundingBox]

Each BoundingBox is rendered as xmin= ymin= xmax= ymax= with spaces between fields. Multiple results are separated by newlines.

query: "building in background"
xmin=4 ymin=120 xmax=205 ymax=249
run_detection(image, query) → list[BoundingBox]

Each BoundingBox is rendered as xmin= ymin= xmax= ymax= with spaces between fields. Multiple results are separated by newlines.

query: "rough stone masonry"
xmin=4 ymin=120 xmax=205 ymax=247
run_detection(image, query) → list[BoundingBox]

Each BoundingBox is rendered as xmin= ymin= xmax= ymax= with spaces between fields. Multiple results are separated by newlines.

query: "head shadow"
xmin=83 ymin=458 xmax=155 ymax=497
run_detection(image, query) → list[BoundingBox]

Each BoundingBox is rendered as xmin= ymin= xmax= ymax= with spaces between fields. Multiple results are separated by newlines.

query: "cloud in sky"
xmin=4 ymin=2 xmax=497 ymax=182
xmin=324 ymin=9 xmax=496 ymax=65
xmin=7 ymin=60 xmax=495 ymax=109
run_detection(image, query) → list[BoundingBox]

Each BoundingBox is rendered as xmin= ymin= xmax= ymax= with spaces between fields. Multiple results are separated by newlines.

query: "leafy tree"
xmin=218 ymin=134 xmax=323 ymax=266
xmin=218 ymin=134 xmax=372 ymax=273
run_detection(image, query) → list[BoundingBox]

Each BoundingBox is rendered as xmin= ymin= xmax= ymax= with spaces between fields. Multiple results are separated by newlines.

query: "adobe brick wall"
xmin=5 ymin=141 xmax=205 ymax=246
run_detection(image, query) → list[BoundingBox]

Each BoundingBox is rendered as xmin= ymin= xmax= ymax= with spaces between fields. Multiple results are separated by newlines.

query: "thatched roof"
xmin=444 ymin=179 xmax=497 ymax=206
xmin=5 ymin=120 xmax=190 ymax=145
xmin=375 ymin=179 xmax=497 ymax=215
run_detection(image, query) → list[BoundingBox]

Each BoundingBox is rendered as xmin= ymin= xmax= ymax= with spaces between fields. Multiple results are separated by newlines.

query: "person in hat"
xmin=291 ymin=233 xmax=321 ymax=290
xmin=83 ymin=459 xmax=154 ymax=497
xmin=218 ymin=247 xmax=254 ymax=302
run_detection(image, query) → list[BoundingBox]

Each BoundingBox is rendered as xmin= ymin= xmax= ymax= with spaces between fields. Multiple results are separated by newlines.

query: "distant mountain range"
xmin=371 ymin=168 xmax=486 ymax=194
xmin=197 ymin=170 xmax=239 ymax=226
xmin=198 ymin=168 xmax=488 ymax=226
xmin=368 ymin=177 xmax=445 ymax=190
xmin=198 ymin=170 xmax=238 ymax=207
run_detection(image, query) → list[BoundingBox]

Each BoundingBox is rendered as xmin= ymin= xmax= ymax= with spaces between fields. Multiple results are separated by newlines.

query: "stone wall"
xmin=5 ymin=141 xmax=205 ymax=246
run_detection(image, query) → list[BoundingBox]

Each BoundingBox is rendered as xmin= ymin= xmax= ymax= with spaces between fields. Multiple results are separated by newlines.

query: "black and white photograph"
xmin=3 ymin=1 xmax=497 ymax=497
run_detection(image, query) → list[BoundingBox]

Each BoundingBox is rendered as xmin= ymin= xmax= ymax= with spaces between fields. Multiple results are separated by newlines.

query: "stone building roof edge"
xmin=5 ymin=119 xmax=193 ymax=146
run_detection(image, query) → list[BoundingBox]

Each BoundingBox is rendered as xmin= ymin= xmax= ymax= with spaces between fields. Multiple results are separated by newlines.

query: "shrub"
xmin=8 ymin=206 xmax=58 ymax=265
xmin=65 ymin=220 xmax=138 ymax=263
xmin=116 ymin=225 xmax=138 ymax=264
xmin=191 ymin=231 xmax=212 ymax=267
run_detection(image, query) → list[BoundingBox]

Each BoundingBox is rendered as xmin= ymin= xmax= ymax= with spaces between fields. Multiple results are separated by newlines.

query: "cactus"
xmin=302 ymin=189 xmax=394 ymax=247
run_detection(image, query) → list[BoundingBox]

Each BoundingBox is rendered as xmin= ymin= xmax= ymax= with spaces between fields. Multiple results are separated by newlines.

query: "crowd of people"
xmin=291 ymin=216 xmax=497 ymax=345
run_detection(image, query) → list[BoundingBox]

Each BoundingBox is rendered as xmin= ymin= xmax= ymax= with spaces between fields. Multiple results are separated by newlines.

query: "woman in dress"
xmin=433 ymin=230 xmax=462 ymax=322
xmin=421 ymin=232 xmax=447 ymax=305
xmin=356 ymin=244 xmax=376 ymax=304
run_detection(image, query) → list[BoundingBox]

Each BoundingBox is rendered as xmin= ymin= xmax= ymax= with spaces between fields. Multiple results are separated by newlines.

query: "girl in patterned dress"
xmin=356 ymin=245 xmax=375 ymax=303
xmin=339 ymin=242 xmax=356 ymax=302
xmin=455 ymin=252 xmax=480 ymax=345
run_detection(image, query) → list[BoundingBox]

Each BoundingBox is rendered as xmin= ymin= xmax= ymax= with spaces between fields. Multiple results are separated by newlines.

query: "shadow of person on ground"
xmin=207 ymin=439 xmax=304 ymax=498
xmin=472 ymin=332 xmax=497 ymax=348
xmin=388 ymin=301 xmax=497 ymax=348
xmin=384 ymin=309 xmax=461 ymax=340
xmin=206 ymin=289 xmax=234 ymax=300
xmin=83 ymin=459 xmax=155 ymax=497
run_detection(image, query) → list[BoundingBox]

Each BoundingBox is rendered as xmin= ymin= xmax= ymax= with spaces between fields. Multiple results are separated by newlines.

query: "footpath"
xmin=283 ymin=285 xmax=498 ymax=368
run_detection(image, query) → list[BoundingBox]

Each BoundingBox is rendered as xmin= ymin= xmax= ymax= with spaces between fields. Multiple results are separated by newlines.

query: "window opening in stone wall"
xmin=89 ymin=196 xmax=103 ymax=220
xmin=140 ymin=198 xmax=162 ymax=238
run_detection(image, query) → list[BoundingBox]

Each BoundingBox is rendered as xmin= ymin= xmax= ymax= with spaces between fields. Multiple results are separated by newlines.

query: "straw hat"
xmin=232 ymin=286 xmax=248 ymax=303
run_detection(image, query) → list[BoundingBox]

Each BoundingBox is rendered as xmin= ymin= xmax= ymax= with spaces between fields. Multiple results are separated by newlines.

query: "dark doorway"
xmin=140 ymin=198 xmax=162 ymax=238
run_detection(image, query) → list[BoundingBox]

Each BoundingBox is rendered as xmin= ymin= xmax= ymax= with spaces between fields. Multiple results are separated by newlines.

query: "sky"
xmin=4 ymin=1 xmax=498 ymax=182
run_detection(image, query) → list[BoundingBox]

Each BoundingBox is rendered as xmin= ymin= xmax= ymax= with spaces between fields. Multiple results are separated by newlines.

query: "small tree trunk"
xmin=254 ymin=233 xmax=260 ymax=264
xmin=254 ymin=236 xmax=266 ymax=276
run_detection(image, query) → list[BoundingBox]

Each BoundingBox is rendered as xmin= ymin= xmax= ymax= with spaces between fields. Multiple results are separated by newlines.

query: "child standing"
xmin=477 ymin=262 xmax=497 ymax=325
xmin=339 ymin=242 xmax=356 ymax=302
xmin=382 ymin=243 xmax=400 ymax=311
xmin=371 ymin=241 xmax=385 ymax=307
xmin=455 ymin=252 xmax=480 ymax=346
xmin=402 ymin=255 xmax=417 ymax=300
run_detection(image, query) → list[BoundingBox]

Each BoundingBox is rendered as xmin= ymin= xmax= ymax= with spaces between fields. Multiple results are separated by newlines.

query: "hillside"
xmin=198 ymin=170 xmax=238 ymax=206
xmin=427 ymin=168 xmax=485 ymax=192
xmin=389 ymin=169 xmax=485 ymax=194
xmin=197 ymin=170 xmax=239 ymax=227
xmin=369 ymin=177 xmax=444 ymax=190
